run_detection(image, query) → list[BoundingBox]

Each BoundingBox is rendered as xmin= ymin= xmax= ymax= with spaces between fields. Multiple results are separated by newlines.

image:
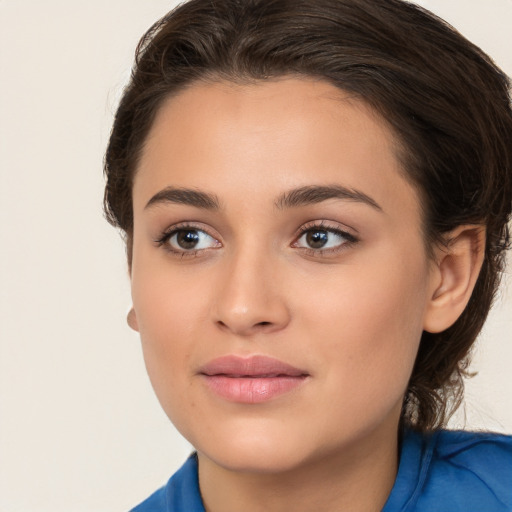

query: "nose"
xmin=213 ymin=249 xmax=291 ymax=337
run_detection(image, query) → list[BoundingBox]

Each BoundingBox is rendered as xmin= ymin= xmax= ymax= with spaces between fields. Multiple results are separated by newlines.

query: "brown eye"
xmin=295 ymin=226 xmax=354 ymax=252
xmin=305 ymin=230 xmax=329 ymax=249
xmin=176 ymin=230 xmax=201 ymax=249
xmin=166 ymin=228 xmax=220 ymax=252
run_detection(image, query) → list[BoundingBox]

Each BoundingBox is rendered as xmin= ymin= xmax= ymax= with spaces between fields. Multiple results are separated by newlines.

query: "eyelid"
xmin=291 ymin=220 xmax=359 ymax=255
xmin=293 ymin=220 xmax=358 ymax=239
xmin=154 ymin=219 xmax=358 ymax=259
xmin=154 ymin=222 xmax=222 ymax=257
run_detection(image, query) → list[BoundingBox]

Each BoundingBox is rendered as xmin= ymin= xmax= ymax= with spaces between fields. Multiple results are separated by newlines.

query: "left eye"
xmin=166 ymin=228 xmax=219 ymax=251
xmin=295 ymin=228 xmax=350 ymax=250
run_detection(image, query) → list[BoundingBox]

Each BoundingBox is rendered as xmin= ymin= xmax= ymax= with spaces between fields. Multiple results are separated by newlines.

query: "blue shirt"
xmin=131 ymin=430 xmax=512 ymax=511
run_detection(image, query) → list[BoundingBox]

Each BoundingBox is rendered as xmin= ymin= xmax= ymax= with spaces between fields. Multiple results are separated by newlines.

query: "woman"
xmin=104 ymin=0 xmax=512 ymax=510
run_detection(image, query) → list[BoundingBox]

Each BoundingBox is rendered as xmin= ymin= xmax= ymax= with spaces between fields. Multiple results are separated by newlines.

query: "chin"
xmin=205 ymin=442 xmax=310 ymax=475
xmin=189 ymin=418 xmax=315 ymax=474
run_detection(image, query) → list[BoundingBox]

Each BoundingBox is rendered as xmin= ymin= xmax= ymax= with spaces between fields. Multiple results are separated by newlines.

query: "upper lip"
xmin=198 ymin=355 xmax=308 ymax=378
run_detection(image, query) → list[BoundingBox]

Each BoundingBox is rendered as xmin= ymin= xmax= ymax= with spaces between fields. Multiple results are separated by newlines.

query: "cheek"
xmin=302 ymin=249 xmax=430 ymax=404
xmin=132 ymin=247 xmax=211 ymax=335
xmin=130 ymin=259 xmax=210 ymax=403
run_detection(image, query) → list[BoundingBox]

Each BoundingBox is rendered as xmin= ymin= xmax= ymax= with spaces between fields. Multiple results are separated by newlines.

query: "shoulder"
xmin=419 ymin=430 xmax=512 ymax=512
xmin=130 ymin=486 xmax=167 ymax=512
xmin=434 ymin=429 xmax=512 ymax=462
xmin=129 ymin=454 xmax=205 ymax=512
xmin=384 ymin=429 xmax=512 ymax=512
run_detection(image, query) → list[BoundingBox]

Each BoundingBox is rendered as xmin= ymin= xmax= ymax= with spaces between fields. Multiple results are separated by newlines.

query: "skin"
xmin=128 ymin=77 xmax=484 ymax=512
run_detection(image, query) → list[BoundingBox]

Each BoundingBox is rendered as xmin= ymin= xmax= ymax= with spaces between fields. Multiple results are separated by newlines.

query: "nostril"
xmin=257 ymin=321 xmax=272 ymax=327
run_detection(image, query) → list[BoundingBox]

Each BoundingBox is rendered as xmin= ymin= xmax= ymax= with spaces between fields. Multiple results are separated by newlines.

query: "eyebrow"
xmin=275 ymin=185 xmax=382 ymax=211
xmin=144 ymin=184 xmax=382 ymax=212
xmin=145 ymin=187 xmax=221 ymax=210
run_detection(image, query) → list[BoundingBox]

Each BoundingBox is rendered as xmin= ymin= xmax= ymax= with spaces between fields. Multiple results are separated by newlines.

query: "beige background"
xmin=0 ymin=1 xmax=511 ymax=510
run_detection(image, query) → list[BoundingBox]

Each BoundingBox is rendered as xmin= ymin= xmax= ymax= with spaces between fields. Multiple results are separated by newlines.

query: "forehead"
xmin=133 ymin=77 xmax=421 ymax=222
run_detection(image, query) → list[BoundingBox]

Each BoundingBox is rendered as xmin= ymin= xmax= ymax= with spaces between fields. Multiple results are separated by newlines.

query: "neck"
xmin=198 ymin=422 xmax=399 ymax=512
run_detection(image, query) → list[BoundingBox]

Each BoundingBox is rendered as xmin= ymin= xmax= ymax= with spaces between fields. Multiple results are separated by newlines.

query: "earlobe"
xmin=423 ymin=225 xmax=486 ymax=333
xmin=127 ymin=307 xmax=140 ymax=332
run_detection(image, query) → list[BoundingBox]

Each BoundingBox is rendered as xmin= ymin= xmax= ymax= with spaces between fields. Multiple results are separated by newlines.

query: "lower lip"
xmin=201 ymin=375 xmax=307 ymax=403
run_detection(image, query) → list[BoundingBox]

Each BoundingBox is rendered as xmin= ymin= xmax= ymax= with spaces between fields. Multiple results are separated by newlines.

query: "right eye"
xmin=157 ymin=226 xmax=221 ymax=255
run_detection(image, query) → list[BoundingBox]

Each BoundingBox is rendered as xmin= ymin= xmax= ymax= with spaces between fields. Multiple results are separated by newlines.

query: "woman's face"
xmin=130 ymin=78 xmax=439 ymax=472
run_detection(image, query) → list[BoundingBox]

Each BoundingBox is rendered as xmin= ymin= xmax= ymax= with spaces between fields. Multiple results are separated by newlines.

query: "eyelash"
xmin=293 ymin=221 xmax=358 ymax=257
xmin=154 ymin=222 xmax=219 ymax=259
xmin=154 ymin=221 xmax=359 ymax=259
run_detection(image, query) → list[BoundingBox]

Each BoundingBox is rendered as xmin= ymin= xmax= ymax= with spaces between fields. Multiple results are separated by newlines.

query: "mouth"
xmin=198 ymin=355 xmax=309 ymax=404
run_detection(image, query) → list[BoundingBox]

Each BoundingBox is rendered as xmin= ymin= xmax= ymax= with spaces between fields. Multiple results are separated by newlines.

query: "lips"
xmin=198 ymin=355 xmax=309 ymax=403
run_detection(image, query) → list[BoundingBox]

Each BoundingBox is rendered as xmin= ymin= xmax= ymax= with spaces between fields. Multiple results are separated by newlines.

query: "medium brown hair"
xmin=104 ymin=0 xmax=512 ymax=430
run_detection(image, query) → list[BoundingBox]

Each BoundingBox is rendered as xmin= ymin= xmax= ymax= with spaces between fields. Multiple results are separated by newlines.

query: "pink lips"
xmin=198 ymin=355 xmax=309 ymax=403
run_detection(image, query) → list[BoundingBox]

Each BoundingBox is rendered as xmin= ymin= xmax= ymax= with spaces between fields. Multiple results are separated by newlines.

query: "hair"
xmin=104 ymin=0 xmax=512 ymax=431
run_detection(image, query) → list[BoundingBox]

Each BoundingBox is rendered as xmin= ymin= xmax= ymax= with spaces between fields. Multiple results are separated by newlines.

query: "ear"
xmin=127 ymin=307 xmax=140 ymax=332
xmin=423 ymin=225 xmax=486 ymax=333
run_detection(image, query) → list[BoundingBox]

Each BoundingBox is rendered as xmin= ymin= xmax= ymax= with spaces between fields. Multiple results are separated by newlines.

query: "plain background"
xmin=0 ymin=1 xmax=511 ymax=510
